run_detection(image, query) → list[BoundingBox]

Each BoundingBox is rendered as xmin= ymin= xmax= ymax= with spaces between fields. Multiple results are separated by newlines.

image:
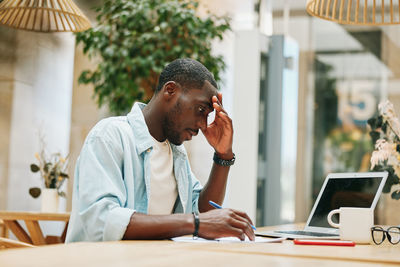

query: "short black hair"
xmin=155 ymin=58 xmax=218 ymax=92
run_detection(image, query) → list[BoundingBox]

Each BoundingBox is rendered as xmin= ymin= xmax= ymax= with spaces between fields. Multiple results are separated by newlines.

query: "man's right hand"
xmin=197 ymin=208 xmax=255 ymax=241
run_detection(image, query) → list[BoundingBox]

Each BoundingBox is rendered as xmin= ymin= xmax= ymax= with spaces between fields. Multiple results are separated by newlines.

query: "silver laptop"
xmin=256 ymin=172 xmax=388 ymax=239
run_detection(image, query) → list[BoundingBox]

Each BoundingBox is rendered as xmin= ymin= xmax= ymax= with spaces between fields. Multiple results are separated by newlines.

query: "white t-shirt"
xmin=147 ymin=137 xmax=178 ymax=215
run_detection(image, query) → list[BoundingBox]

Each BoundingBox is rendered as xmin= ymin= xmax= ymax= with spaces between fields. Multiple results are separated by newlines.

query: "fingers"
xmin=229 ymin=210 xmax=255 ymax=241
xmin=218 ymin=92 xmax=222 ymax=104
xmin=231 ymin=209 xmax=255 ymax=227
xmin=209 ymin=214 xmax=254 ymax=241
xmin=212 ymin=93 xmax=223 ymax=105
xmin=229 ymin=218 xmax=254 ymax=241
xmin=225 ymin=225 xmax=247 ymax=241
xmin=218 ymin=209 xmax=256 ymax=241
xmin=212 ymin=95 xmax=225 ymax=113
xmin=198 ymin=208 xmax=255 ymax=241
xmin=212 ymin=95 xmax=231 ymax=125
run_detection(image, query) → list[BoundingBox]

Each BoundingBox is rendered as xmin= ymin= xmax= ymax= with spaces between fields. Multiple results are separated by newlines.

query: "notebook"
xmin=256 ymin=172 xmax=388 ymax=239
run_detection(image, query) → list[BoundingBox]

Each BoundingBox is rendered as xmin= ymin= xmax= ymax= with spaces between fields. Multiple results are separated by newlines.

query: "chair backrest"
xmin=0 ymin=237 xmax=36 ymax=249
xmin=0 ymin=219 xmax=8 ymax=238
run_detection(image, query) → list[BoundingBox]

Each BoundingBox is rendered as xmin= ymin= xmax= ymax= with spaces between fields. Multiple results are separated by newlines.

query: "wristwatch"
xmin=192 ymin=212 xmax=199 ymax=238
xmin=213 ymin=152 xmax=235 ymax=166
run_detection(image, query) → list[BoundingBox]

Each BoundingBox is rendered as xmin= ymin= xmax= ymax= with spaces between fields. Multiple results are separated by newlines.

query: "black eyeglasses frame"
xmin=371 ymin=226 xmax=400 ymax=245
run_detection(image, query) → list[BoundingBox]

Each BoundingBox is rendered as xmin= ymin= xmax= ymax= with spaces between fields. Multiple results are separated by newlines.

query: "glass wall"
xmin=272 ymin=1 xmax=400 ymax=224
xmin=312 ymin=24 xmax=385 ymax=201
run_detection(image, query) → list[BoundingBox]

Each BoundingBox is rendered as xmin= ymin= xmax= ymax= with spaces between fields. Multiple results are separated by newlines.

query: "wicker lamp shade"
xmin=0 ymin=0 xmax=91 ymax=32
xmin=306 ymin=0 xmax=400 ymax=25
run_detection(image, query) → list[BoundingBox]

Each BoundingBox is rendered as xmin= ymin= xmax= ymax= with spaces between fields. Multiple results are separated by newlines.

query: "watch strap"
xmin=213 ymin=152 xmax=235 ymax=166
xmin=192 ymin=212 xmax=199 ymax=238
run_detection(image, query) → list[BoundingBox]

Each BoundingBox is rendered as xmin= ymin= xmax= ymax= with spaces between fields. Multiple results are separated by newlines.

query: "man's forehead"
xmin=179 ymin=80 xmax=218 ymax=111
xmin=200 ymin=80 xmax=218 ymax=99
xmin=184 ymin=80 xmax=217 ymax=100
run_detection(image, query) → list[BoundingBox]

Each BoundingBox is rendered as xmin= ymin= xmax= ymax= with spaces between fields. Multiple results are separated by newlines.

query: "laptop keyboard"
xmin=275 ymin=230 xmax=338 ymax=237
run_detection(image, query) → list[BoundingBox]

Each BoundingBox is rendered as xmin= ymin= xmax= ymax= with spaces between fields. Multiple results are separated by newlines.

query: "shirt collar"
xmin=127 ymin=102 xmax=187 ymax=157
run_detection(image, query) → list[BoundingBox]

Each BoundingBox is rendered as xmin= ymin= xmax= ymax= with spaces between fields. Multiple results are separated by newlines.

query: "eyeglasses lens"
xmin=387 ymin=227 xmax=400 ymax=244
xmin=372 ymin=227 xmax=385 ymax=245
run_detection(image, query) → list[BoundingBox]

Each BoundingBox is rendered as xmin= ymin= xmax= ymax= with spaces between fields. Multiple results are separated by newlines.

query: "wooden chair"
xmin=0 ymin=219 xmax=9 ymax=238
xmin=0 ymin=237 xmax=36 ymax=249
xmin=0 ymin=211 xmax=70 ymax=246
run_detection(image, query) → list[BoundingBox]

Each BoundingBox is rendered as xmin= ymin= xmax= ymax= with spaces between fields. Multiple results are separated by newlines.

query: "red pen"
xmin=293 ymin=239 xmax=356 ymax=247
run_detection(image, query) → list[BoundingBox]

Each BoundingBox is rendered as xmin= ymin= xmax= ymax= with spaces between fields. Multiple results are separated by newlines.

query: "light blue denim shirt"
xmin=66 ymin=102 xmax=202 ymax=242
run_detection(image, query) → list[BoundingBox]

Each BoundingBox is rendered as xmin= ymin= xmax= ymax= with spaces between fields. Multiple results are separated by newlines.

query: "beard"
xmin=163 ymin=99 xmax=183 ymax=145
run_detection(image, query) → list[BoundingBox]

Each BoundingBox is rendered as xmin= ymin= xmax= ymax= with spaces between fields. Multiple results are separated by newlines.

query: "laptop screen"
xmin=308 ymin=176 xmax=383 ymax=228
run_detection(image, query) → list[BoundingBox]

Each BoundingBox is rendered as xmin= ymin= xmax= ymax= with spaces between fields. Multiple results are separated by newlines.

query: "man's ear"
xmin=162 ymin=81 xmax=180 ymax=101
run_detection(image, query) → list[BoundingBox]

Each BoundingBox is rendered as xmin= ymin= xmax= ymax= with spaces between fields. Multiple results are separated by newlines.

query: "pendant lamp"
xmin=306 ymin=0 xmax=400 ymax=25
xmin=0 ymin=0 xmax=91 ymax=32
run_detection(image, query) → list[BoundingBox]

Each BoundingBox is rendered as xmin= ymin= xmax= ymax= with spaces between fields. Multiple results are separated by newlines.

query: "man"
xmin=66 ymin=58 xmax=255 ymax=242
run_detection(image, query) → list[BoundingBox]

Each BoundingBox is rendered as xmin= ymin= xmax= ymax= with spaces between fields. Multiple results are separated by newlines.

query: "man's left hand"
xmin=202 ymin=93 xmax=234 ymax=160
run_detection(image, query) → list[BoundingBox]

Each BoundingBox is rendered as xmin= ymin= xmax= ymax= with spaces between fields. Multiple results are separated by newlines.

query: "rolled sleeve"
xmin=104 ymin=207 xmax=135 ymax=241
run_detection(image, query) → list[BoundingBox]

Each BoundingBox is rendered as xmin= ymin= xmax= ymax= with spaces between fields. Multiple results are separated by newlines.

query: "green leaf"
xmin=369 ymin=131 xmax=380 ymax=144
xmin=367 ymin=117 xmax=377 ymax=129
xmin=382 ymin=122 xmax=388 ymax=133
xmin=391 ymin=190 xmax=400 ymax=200
xmin=372 ymin=165 xmax=398 ymax=193
xmin=30 ymin=164 xmax=40 ymax=173
xmin=75 ymin=0 xmax=230 ymax=115
xmin=29 ymin=187 xmax=41 ymax=198
xmin=49 ymin=179 xmax=57 ymax=189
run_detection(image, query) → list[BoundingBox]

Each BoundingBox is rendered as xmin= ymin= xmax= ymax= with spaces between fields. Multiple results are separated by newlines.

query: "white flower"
xmin=379 ymin=100 xmax=400 ymax=138
xmin=371 ymin=101 xmax=400 ymax=199
xmin=370 ymin=139 xmax=396 ymax=169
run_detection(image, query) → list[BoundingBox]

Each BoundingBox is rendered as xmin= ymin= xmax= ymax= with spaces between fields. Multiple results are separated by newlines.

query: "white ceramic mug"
xmin=327 ymin=207 xmax=373 ymax=244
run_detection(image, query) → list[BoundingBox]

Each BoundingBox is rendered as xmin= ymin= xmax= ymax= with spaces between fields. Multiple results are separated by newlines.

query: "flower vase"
xmin=41 ymin=188 xmax=59 ymax=213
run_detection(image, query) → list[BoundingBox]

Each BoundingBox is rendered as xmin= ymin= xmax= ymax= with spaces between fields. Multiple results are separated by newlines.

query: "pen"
xmin=208 ymin=200 xmax=257 ymax=231
xmin=293 ymin=239 xmax=355 ymax=246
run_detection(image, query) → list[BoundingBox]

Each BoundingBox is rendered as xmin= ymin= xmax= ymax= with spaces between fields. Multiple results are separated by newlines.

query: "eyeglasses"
xmin=371 ymin=226 xmax=400 ymax=245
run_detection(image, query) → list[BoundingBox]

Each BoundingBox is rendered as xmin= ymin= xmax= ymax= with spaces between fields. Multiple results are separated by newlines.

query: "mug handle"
xmin=327 ymin=209 xmax=340 ymax=228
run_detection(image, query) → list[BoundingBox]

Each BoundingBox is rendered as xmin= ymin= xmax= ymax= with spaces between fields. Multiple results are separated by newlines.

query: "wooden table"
xmin=0 ymin=211 xmax=70 ymax=246
xmin=0 ymin=224 xmax=399 ymax=266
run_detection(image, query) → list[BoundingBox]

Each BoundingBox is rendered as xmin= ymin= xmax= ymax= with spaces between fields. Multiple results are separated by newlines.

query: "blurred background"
xmin=0 ymin=0 xmax=399 ymax=238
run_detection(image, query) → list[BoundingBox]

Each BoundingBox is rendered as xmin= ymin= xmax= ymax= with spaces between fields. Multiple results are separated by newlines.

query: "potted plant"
xmin=368 ymin=100 xmax=400 ymax=200
xmin=29 ymin=145 xmax=69 ymax=212
xmin=75 ymin=0 xmax=230 ymax=115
